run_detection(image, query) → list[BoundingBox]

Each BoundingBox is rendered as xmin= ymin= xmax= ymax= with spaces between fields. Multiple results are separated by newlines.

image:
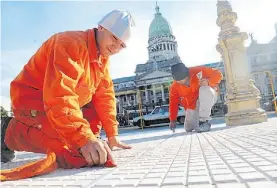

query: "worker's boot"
xmin=195 ymin=120 xmax=211 ymax=133
xmin=1 ymin=117 xmax=15 ymax=163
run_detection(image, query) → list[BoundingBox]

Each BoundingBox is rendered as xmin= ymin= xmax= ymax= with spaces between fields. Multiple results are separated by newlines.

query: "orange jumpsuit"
xmin=169 ymin=66 xmax=223 ymax=121
xmin=5 ymin=29 xmax=118 ymax=163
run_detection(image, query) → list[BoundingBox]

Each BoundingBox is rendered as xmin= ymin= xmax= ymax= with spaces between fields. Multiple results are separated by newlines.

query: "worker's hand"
xmin=108 ymin=136 xmax=132 ymax=150
xmin=199 ymin=78 xmax=209 ymax=86
xmin=169 ymin=121 xmax=176 ymax=132
xmin=80 ymin=139 xmax=113 ymax=166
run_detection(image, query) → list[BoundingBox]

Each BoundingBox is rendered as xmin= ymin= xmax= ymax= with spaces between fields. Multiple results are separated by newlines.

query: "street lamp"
xmin=265 ymin=71 xmax=277 ymax=114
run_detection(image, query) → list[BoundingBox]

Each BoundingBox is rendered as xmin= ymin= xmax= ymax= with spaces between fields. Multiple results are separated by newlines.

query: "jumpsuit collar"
xmin=87 ymin=28 xmax=108 ymax=67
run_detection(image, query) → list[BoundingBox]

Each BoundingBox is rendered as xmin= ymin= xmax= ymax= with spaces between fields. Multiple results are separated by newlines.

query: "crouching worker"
xmin=169 ymin=63 xmax=223 ymax=133
xmin=0 ymin=9 xmax=135 ymax=181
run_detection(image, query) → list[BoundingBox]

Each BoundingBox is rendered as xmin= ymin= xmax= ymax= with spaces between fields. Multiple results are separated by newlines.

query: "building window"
xmin=221 ymin=81 xmax=225 ymax=90
xmin=267 ymin=84 xmax=272 ymax=95
xmin=163 ymin=43 xmax=166 ymax=50
xmin=173 ymin=44 xmax=176 ymax=51
xmin=271 ymin=53 xmax=277 ymax=60
xmin=131 ymin=95 xmax=134 ymax=100
xmin=123 ymin=97 xmax=126 ymax=102
xmin=170 ymin=44 xmax=173 ymax=50
xmin=167 ymin=43 xmax=170 ymax=50
xmin=254 ymin=74 xmax=258 ymax=80
xmin=220 ymin=94 xmax=225 ymax=102
xmin=252 ymin=57 xmax=257 ymax=63
xmin=259 ymin=55 xmax=267 ymax=62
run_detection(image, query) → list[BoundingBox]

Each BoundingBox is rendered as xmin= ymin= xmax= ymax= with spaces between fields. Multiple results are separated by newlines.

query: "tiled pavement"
xmin=1 ymin=116 xmax=277 ymax=188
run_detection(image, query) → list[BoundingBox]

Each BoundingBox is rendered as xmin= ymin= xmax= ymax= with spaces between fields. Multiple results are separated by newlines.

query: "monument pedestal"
xmin=225 ymin=97 xmax=267 ymax=126
xmin=216 ymin=1 xmax=267 ymax=126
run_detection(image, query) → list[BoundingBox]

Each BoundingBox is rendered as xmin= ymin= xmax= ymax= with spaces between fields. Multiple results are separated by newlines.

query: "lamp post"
xmin=266 ymin=71 xmax=277 ymax=114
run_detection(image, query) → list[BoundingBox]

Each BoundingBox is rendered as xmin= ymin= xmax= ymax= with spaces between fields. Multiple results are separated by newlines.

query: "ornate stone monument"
xmin=216 ymin=0 xmax=267 ymax=125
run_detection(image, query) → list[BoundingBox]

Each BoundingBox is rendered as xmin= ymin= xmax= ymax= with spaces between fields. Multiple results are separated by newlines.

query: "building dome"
xmin=149 ymin=3 xmax=173 ymax=39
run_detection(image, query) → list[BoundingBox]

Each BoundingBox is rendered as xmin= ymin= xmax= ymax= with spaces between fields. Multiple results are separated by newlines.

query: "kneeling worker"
xmin=1 ymin=9 xmax=135 ymax=181
xmin=169 ymin=63 xmax=223 ymax=133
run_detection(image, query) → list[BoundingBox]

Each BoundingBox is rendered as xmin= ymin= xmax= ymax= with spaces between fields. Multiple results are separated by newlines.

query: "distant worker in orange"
xmin=1 ymin=9 xmax=135 ymax=170
xmin=169 ymin=63 xmax=223 ymax=133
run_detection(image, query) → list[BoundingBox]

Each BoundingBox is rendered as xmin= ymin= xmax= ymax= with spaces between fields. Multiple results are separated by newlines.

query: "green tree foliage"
xmin=1 ymin=106 xmax=9 ymax=117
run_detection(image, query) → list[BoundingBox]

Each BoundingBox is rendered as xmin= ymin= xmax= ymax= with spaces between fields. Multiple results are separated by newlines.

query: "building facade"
xmin=113 ymin=3 xmax=277 ymax=116
xmin=247 ymin=24 xmax=277 ymax=110
xmin=113 ymin=3 xmax=227 ymax=116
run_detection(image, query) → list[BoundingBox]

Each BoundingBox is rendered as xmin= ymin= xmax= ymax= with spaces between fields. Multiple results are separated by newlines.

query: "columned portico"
xmin=161 ymin=84 xmax=166 ymax=102
xmin=152 ymin=84 xmax=157 ymax=103
xmin=145 ymin=87 xmax=149 ymax=103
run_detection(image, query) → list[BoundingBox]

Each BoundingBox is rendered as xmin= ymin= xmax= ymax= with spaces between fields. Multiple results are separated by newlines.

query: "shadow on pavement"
xmin=35 ymin=166 xmax=105 ymax=178
xmin=1 ymin=158 xmax=42 ymax=170
xmin=122 ymin=131 xmax=187 ymax=145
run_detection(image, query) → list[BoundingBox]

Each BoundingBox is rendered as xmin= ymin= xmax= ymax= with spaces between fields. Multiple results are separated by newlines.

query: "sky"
xmin=1 ymin=0 xmax=277 ymax=111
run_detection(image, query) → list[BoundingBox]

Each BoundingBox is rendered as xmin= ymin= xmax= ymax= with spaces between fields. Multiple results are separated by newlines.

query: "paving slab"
xmin=1 ymin=117 xmax=277 ymax=187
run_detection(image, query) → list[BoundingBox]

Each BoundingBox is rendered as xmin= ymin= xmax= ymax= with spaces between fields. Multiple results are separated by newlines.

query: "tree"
xmin=1 ymin=106 xmax=9 ymax=117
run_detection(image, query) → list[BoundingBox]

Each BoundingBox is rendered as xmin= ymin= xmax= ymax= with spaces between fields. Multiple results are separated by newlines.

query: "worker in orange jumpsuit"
xmin=169 ymin=63 xmax=223 ymax=133
xmin=1 ymin=10 xmax=135 ymax=168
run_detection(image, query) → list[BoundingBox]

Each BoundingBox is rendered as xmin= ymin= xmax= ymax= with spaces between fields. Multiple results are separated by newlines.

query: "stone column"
xmin=152 ymin=84 xmax=157 ymax=103
xmin=118 ymin=96 xmax=122 ymax=113
xmin=125 ymin=94 xmax=128 ymax=106
xmin=133 ymin=94 xmax=137 ymax=105
xmin=145 ymin=86 xmax=149 ymax=103
xmin=136 ymin=90 xmax=140 ymax=104
xmin=216 ymin=0 xmax=267 ymax=126
xmin=161 ymin=84 xmax=165 ymax=102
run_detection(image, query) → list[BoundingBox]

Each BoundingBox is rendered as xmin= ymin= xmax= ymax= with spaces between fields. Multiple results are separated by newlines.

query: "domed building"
xmin=113 ymin=2 xmax=227 ymax=116
xmin=147 ymin=3 xmax=178 ymax=62
xmin=136 ymin=3 xmax=182 ymax=77
xmin=134 ymin=2 xmax=183 ymax=109
xmin=113 ymin=2 xmax=184 ymax=114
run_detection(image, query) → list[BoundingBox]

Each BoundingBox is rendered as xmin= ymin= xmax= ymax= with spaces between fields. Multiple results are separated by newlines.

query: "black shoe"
xmin=1 ymin=117 xmax=15 ymax=163
xmin=195 ymin=120 xmax=211 ymax=133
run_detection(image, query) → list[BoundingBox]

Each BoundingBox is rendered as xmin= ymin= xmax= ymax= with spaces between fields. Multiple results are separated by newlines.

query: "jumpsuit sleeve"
xmin=92 ymin=66 xmax=118 ymax=138
xmin=43 ymin=34 xmax=96 ymax=149
xmin=169 ymin=83 xmax=180 ymax=121
xmin=202 ymin=67 xmax=223 ymax=87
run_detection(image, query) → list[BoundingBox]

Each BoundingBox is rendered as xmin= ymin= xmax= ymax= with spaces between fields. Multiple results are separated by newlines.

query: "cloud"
xmin=0 ymin=95 xmax=11 ymax=111
xmin=110 ymin=1 xmax=222 ymax=77
xmin=109 ymin=18 xmax=150 ymax=79
xmin=170 ymin=3 xmax=221 ymax=66
xmin=1 ymin=0 xmax=276 ymax=99
xmin=230 ymin=0 xmax=277 ymax=43
xmin=1 ymin=49 xmax=37 ymax=97
xmin=110 ymin=0 xmax=277 ymax=77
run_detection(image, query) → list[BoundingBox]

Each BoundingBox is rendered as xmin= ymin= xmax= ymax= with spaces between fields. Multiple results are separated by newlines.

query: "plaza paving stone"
xmin=1 ymin=116 xmax=277 ymax=187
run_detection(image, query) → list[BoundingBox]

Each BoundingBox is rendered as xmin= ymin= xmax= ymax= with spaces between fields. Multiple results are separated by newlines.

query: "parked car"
xmin=133 ymin=105 xmax=185 ymax=127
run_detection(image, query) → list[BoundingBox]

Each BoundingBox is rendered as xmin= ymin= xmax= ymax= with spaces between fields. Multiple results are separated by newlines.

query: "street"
xmin=1 ymin=114 xmax=277 ymax=187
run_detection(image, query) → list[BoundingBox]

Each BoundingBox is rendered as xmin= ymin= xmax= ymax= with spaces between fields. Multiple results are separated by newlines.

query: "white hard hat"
xmin=98 ymin=10 xmax=135 ymax=46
